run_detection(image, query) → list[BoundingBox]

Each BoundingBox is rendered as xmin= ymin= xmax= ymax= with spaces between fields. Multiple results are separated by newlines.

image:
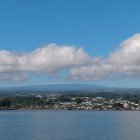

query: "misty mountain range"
xmin=0 ymin=84 xmax=107 ymax=91
xmin=0 ymin=84 xmax=139 ymax=93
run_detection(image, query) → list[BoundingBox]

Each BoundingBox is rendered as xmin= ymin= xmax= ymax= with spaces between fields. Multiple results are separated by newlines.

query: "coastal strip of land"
xmin=0 ymin=91 xmax=140 ymax=111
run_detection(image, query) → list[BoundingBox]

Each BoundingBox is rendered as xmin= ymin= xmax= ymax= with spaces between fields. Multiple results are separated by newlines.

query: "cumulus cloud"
xmin=70 ymin=34 xmax=140 ymax=80
xmin=1 ymin=34 xmax=140 ymax=81
xmin=0 ymin=44 xmax=91 ymax=81
xmin=21 ymin=44 xmax=92 ymax=73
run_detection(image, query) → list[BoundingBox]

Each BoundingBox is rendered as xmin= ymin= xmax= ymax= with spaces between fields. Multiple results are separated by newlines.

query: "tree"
xmin=75 ymin=98 xmax=83 ymax=104
xmin=0 ymin=98 xmax=11 ymax=108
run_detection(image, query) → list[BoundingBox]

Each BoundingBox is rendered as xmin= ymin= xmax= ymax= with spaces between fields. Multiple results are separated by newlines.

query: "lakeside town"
xmin=0 ymin=92 xmax=140 ymax=111
xmin=26 ymin=94 xmax=140 ymax=110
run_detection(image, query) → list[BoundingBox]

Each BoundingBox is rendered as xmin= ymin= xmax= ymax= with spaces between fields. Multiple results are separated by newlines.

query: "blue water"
xmin=0 ymin=111 xmax=139 ymax=140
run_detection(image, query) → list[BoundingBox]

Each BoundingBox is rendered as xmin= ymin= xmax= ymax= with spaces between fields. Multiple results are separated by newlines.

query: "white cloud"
xmin=0 ymin=44 xmax=91 ymax=81
xmin=21 ymin=44 xmax=92 ymax=73
xmin=70 ymin=34 xmax=140 ymax=80
xmin=1 ymin=34 xmax=140 ymax=81
xmin=0 ymin=50 xmax=20 ymax=73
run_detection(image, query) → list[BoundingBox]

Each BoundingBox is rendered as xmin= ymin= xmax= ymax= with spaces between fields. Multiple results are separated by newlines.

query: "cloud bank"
xmin=0 ymin=44 xmax=91 ymax=81
xmin=70 ymin=34 xmax=140 ymax=80
xmin=1 ymin=34 xmax=140 ymax=81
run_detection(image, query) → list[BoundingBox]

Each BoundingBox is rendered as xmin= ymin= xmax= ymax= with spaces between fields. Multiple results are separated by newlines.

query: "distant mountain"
xmin=0 ymin=84 xmax=111 ymax=92
xmin=0 ymin=84 xmax=140 ymax=95
xmin=26 ymin=84 xmax=109 ymax=91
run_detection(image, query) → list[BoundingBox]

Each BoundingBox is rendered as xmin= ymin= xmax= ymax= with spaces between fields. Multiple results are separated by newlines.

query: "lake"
xmin=0 ymin=110 xmax=139 ymax=140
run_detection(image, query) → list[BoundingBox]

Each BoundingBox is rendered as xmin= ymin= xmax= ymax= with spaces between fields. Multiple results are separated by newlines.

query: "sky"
xmin=1 ymin=0 xmax=140 ymax=87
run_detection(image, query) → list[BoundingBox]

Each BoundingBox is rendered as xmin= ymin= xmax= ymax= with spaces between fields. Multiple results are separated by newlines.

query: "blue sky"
xmin=1 ymin=0 xmax=140 ymax=87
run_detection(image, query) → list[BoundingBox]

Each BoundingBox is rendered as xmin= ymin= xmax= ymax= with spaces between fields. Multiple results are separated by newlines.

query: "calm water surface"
xmin=0 ymin=110 xmax=139 ymax=140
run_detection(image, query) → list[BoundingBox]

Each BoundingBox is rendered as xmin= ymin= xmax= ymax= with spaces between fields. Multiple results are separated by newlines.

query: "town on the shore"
xmin=0 ymin=91 xmax=140 ymax=110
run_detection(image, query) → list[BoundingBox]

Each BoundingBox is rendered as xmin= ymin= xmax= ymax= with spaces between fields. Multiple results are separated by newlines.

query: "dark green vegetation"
xmin=0 ymin=90 xmax=140 ymax=110
xmin=0 ymin=98 xmax=11 ymax=109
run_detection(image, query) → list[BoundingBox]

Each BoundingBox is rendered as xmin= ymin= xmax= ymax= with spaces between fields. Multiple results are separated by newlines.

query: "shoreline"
xmin=0 ymin=108 xmax=140 ymax=111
